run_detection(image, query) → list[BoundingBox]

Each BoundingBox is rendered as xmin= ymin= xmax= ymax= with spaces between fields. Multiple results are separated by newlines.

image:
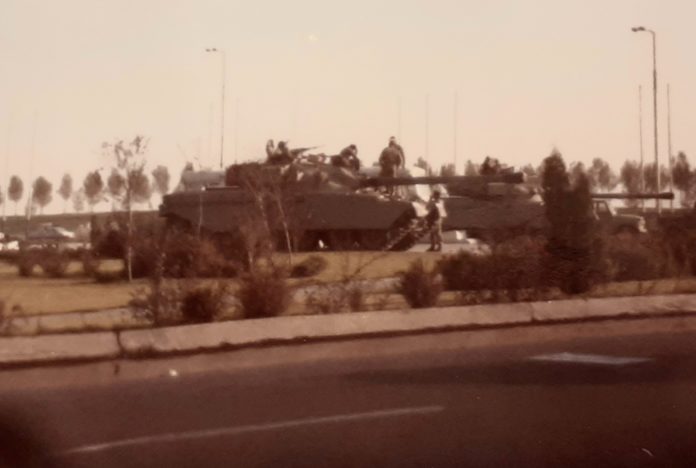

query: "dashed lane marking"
xmin=60 ymin=405 xmax=445 ymax=456
xmin=529 ymin=352 xmax=653 ymax=366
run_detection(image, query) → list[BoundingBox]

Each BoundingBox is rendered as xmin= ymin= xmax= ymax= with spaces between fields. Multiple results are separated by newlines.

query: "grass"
xmin=0 ymin=251 xmax=444 ymax=316
xmin=0 ymin=259 xmax=141 ymax=315
xmin=3 ymin=249 xmax=695 ymax=322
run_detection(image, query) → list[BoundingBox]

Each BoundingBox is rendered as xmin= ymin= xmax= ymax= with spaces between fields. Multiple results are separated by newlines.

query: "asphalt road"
xmin=4 ymin=315 xmax=696 ymax=467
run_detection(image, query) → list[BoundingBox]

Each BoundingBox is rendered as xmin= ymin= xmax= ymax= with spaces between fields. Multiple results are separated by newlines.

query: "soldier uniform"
xmin=425 ymin=190 xmax=444 ymax=252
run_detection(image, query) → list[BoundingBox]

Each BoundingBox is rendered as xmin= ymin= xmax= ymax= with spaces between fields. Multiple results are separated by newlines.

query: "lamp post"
xmin=631 ymin=26 xmax=660 ymax=213
xmin=206 ymin=48 xmax=226 ymax=170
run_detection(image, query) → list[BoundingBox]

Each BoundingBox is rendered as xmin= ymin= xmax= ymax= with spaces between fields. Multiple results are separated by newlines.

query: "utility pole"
xmin=234 ymin=98 xmax=240 ymax=164
xmin=639 ymin=85 xmax=645 ymax=210
xmin=453 ymin=92 xmax=459 ymax=172
xmin=667 ymin=83 xmax=674 ymax=210
xmin=2 ymin=116 xmax=10 ymax=232
xmin=205 ymin=48 xmax=226 ymax=169
xmin=425 ymin=94 xmax=430 ymax=162
xmin=632 ymin=26 xmax=660 ymax=213
xmin=397 ymin=97 xmax=402 ymax=141
xmin=25 ymin=111 xmax=37 ymax=237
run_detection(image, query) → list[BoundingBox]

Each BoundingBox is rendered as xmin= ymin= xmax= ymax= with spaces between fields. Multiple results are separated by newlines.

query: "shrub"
xmin=40 ymin=250 xmax=71 ymax=278
xmin=181 ymin=282 xmax=228 ymax=323
xmin=398 ymin=259 xmax=442 ymax=308
xmin=129 ymin=278 xmax=183 ymax=326
xmin=604 ymin=234 xmax=679 ymax=282
xmin=17 ymin=252 xmax=37 ymax=277
xmin=238 ymin=268 xmax=291 ymax=319
xmin=81 ymin=252 xmax=100 ymax=277
xmin=290 ymin=255 xmax=328 ymax=278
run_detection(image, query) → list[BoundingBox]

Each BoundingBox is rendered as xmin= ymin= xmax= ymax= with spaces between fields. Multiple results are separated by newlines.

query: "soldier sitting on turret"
xmin=331 ymin=144 xmax=360 ymax=171
xmin=267 ymin=140 xmax=294 ymax=165
xmin=480 ymin=156 xmax=501 ymax=175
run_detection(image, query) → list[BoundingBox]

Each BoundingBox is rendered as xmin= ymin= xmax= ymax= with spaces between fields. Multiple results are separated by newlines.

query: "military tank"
xmin=160 ymin=160 xmax=524 ymax=251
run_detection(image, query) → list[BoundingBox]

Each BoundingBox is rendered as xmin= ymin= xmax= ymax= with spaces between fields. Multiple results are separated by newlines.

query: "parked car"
xmin=26 ymin=224 xmax=76 ymax=241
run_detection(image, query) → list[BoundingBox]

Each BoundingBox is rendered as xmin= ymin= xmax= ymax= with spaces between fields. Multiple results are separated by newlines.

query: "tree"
xmin=83 ymin=171 xmax=104 ymax=212
xmin=151 ymin=165 xmax=171 ymax=197
xmin=103 ymin=135 xmax=149 ymax=281
xmin=439 ymin=163 xmax=456 ymax=177
xmin=643 ymin=163 xmax=670 ymax=193
xmin=8 ymin=175 xmax=23 ymax=215
xmin=32 ymin=176 xmax=53 ymax=214
xmin=464 ymin=160 xmax=478 ymax=176
xmin=130 ymin=170 xmax=152 ymax=206
xmin=589 ymin=158 xmax=618 ymax=192
xmin=414 ymin=157 xmax=433 ymax=175
xmin=520 ymin=164 xmax=537 ymax=178
xmin=541 ymin=150 xmax=599 ymax=294
xmin=72 ymin=189 xmax=86 ymax=213
xmin=58 ymin=174 xmax=73 ymax=213
xmin=569 ymin=162 xmax=587 ymax=186
xmin=672 ymin=152 xmax=694 ymax=207
xmin=620 ymin=160 xmax=641 ymax=206
xmin=107 ymin=169 xmax=126 ymax=210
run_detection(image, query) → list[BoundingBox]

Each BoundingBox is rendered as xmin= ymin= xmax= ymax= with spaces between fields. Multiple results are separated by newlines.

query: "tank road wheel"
xmin=359 ymin=230 xmax=388 ymax=251
xmin=615 ymin=225 xmax=640 ymax=243
xmin=296 ymin=231 xmax=320 ymax=252
xmin=324 ymin=231 xmax=358 ymax=251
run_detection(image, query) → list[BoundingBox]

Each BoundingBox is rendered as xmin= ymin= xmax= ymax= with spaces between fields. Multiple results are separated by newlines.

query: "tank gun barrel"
xmin=591 ymin=192 xmax=674 ymax=200
xmin=360 ymin=172 xmax=524 ymax=188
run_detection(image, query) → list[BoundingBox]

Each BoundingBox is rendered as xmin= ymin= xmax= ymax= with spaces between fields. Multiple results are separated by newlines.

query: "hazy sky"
xmin=2 ymin=0 xmax=696 ymax=212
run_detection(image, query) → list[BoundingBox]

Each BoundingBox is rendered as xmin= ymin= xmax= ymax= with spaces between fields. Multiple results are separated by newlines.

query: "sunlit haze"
xmin=2 ymin=0 xmax=696 ymax=212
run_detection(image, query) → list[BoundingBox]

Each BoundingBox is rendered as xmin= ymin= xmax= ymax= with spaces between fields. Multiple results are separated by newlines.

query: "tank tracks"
xmin=382 ymin=217 xmax=430 ymax=251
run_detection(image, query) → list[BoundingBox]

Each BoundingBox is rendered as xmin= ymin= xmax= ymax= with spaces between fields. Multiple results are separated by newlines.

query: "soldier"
xmin=334 ymin=144 xmax=360 ymax=171
xmin=425 ymin=189 xmax=445 ymax=252
xmin=265 ymin=139 xmax=275 ymax=160
xmin=480 ymin=156 xmax=501 ymax=175
xmin=268 ymin=140 xmax=293 ymax=165
xmin=379 ymin=138 xmax=404 ymax=196
xmin=388 ymin=136 xmax=405 ymax=168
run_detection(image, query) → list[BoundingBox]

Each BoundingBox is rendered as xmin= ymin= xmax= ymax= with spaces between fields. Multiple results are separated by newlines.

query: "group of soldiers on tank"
xmin=264 ymin=136 xmax=408 ymax=177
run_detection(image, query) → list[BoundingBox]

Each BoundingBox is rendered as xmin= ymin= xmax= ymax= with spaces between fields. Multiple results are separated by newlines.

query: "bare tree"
xmin=8 ymin=176 xmax=23 ymax=215
xmin=103 ymin=135 xmax=149 ymax=281
xmin=32 ymin=176 xmax=53 ymax=214
xmin=83 ymin=171 xmax=104 ymax=212
xmin=151 ymin=165 xmax=171 ymax=197
xmin=58 ymin=174 xmax=73 ymax=213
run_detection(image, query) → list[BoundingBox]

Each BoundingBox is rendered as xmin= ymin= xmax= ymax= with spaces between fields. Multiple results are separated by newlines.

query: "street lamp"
xmin=206 ymin=48 xmax=226 ymax=170
xmin=631 ymin=26 xmax=660 ymax=213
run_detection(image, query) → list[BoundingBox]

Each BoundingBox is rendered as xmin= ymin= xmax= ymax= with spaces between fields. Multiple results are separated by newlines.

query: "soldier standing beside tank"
xmin=425 ymin=189 xmax=445 ymax=252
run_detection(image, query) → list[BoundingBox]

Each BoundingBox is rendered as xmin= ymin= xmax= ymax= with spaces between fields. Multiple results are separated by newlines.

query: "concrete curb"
xmin=3 ymin=293 xmax=696 ymax=366
xmin=0 ymin=332 xmax=120 ymax=366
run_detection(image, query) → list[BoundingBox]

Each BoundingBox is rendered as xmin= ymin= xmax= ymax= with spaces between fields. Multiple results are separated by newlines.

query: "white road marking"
xmin=61 ymin=405 xmax=444 ymax=456
xmin=529 ymin=352 xmax=652 ymax=366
